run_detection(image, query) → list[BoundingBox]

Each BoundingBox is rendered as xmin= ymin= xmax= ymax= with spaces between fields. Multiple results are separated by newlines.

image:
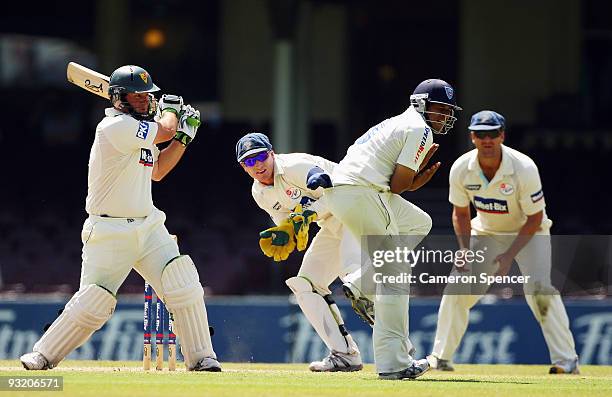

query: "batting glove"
xmin=259 ymin=219 xmax=297 ymax=262
xmin=159 ymin=94 xmax=184 ymax=116
xmin=174 ymin=105 xmax=201 ymax=146
xmin=306 ymin=166 xmax=332 ymax=190
xmin=289 ymin=204 xmax=317 ymax=251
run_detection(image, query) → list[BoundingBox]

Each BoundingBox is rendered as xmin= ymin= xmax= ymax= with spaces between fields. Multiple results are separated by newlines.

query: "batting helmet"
xmin=108 ymin=65 xmax=160 ymax=120
xmin=410 ymin=79 xmax=461 ymax=134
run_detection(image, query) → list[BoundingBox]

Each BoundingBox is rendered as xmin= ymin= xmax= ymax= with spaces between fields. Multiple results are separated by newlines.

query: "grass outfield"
xmin=1 ymin=361 xmax=611 ymax=397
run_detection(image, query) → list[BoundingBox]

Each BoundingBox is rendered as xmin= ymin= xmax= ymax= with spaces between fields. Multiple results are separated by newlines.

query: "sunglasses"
xmin=242 ymin=151 xmax=270 ymax=167
xmin=473 ymin=129 xmax=501 ymax=139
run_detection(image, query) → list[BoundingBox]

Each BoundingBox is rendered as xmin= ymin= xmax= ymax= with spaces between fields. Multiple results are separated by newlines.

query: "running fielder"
xmin=20 ymin=65 xmax=220 ymax=372
xmin=237 ymin=132 xmax=364 ymax=372
xmin=427 ymin=110 xmax=579 ymax=374
xmin=309 ymin=79 xmax=462 ymax=379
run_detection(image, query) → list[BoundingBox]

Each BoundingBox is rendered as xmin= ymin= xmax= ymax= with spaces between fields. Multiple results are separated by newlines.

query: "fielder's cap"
xmin=469 ymin=110 xmax=506 ymax=131
xmin=236 ymin=132 xmax=273 ymax=162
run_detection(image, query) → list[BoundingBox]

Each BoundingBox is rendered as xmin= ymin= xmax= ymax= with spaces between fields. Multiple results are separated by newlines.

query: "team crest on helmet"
xmin=445 ymin=86 xmax=454 ymax=99
xmin=140 ymin=72 xmax=148 ymax=84
xmin=243 ymin=141 xmax=253 ymax=150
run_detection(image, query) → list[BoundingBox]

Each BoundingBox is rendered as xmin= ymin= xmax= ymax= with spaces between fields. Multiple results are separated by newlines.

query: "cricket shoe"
xmin=309 ymin=350 xmax=363 ymax=372
xmin=191 ymin=357 xmax=222 ymax=372
xmin=549 ymin=357 xmax=579 ymax=374
xmin=378 ymin=358 xmax=430 ymax=380
xmin=342 ymin=282 xmax=374 ymax=327
xmin=426 ymin=354 xmax=455 ymax=371
xmin=20 ymin=352 xmax=53 ymax=370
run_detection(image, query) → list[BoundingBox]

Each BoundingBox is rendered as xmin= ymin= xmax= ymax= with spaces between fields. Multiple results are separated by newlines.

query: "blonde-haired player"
xmin=236 ymin=132 xmax=364 ymax=372
xmin=427 ymin=110 xmax=579 ymax=374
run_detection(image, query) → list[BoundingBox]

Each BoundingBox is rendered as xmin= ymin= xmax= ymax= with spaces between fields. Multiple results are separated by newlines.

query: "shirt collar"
xmin=467 ymin=144 xmax=514 ymax=176
xmin=405 ymin=105 xmax=418 ymax=117
xmin=273 ymin=155 xmax=285 ymax=176
xmin=105 ymin=108 xmax=124 ymax=117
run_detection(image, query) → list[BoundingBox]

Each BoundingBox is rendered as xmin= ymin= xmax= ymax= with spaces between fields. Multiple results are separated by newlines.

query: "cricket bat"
xmin=66 ymin=62 xmax=110 ymax=99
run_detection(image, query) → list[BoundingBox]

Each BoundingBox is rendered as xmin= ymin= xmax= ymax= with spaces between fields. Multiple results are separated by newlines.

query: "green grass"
xmin=1 ymin=361 xmax=611 ymax=397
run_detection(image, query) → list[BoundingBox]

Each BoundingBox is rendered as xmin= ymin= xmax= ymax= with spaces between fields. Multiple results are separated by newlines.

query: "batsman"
xmin=237 ymin=133 xmax=364 ymax=372
xmin=20 ymin=65 xmax=220 ymax=372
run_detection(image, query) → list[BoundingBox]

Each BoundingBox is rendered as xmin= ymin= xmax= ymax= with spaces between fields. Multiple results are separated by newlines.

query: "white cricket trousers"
xmin=298 ymin=216 xmax=360 ymax=295
xmin=431 ymin=230 xmax=577 ymax=363
xmin=324 ymin=185 xmax=432 ymax=373
xmin=80 ymin=207 xmax=179 ymax=295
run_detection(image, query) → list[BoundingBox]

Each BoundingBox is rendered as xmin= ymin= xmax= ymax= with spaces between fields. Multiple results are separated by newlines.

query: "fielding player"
xmin=236 ymin=132 xmax=364 ymax=372
xmin=20 ymin=65 xmax=220 ymax=372
xmin=309 ymin=79 xmax=461 ymax=380
xmin=427 ymin=110 xmax=579 ymax=374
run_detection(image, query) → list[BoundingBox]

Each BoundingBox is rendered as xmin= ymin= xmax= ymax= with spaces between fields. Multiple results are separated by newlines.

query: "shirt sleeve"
xmin=396 ymin=126 xmax=433 ymax=171
xmin=102 ymin=116 xmax=158 ymax=153
xmin=518 ymin=165 xmax=546 ymax=216
xmin=448 ymin=160 xmax=470 ymax=207
xmin=282 ymin=156 xmax=335 ymax=199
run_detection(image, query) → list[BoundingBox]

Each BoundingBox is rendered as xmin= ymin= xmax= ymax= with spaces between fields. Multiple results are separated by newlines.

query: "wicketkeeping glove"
xmin=174 ymin=105 xmax=201 ymax=146
xmin=159 ymin=94 xmax=184 ymax=116
xmin=289 ymin=204 xmax=318 ymax=251
xmin=259 ymin=219 xmax=297 ymax=261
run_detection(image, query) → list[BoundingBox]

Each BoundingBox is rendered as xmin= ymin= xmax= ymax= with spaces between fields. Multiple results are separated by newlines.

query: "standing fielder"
xmin=309 ymin=79 xmax=462 ymax=379
xmin=20 ymin=65 xmax=220 ymax=372
xmin=237 ymin=132 xmax=363 ymax=371
xmin=427 ymin=110 xmax=579 ymax=374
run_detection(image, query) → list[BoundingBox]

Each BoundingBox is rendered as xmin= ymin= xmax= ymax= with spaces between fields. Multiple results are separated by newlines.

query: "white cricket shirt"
xmin=85 ymin=108 xmax=159 ymax=218
xmin=332 ymin=106 xmax=433 ymax=191
xmin=251 ymin=153 xmax=336 ymax=225
xmin=449 ymin=144 xmax=552 ymax=233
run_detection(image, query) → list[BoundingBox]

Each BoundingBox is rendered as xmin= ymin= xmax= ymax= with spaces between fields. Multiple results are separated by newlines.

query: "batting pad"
xmin=34 ymin=284 xmax=116 ymax=366
xmin=286 ymin=276 xmax=359 ymax=354
xmin=161 ymin=255 xmax=215 ymax=369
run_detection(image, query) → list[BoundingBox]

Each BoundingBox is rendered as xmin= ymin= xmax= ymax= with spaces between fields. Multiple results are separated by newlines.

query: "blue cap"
xmin=236 ymin=133 xmax=273 ymax=162
xmin=469 ymin=110 xmax=505 ymax=131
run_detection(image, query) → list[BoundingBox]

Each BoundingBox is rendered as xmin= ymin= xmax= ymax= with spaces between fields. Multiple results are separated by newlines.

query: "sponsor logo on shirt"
xmin=273 ymin=202 xmax=282 ymax=211
xmin=499 ymin=183 xmax=514 ymax=195
xmin=473 ymin=196 xmax=509 ymax=214
xmin=465 ymin=184 xmax=481 ymax=191
xmin=286 ymin=187 xmax=301 ymax=199
xmin=139 ymin=148 xmax=153 ymax=167
xmin=413 ymin=127 xmax=430 ymax=164
xmin=136 ymin=122 xmax=149 ymax=140
xmin=355 ymin=120 xmax=387 ymax=144
xmin=531 ymin=189 xmax=544 ymax=203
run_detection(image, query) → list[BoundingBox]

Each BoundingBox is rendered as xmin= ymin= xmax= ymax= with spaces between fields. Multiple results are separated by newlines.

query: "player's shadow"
xmin=419 ymin=378 xmax=533 ymax=385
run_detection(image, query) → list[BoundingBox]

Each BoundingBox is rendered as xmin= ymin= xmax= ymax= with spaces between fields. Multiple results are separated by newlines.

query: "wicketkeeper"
xmin=237 ymin=132 xmax=364 ymax=372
